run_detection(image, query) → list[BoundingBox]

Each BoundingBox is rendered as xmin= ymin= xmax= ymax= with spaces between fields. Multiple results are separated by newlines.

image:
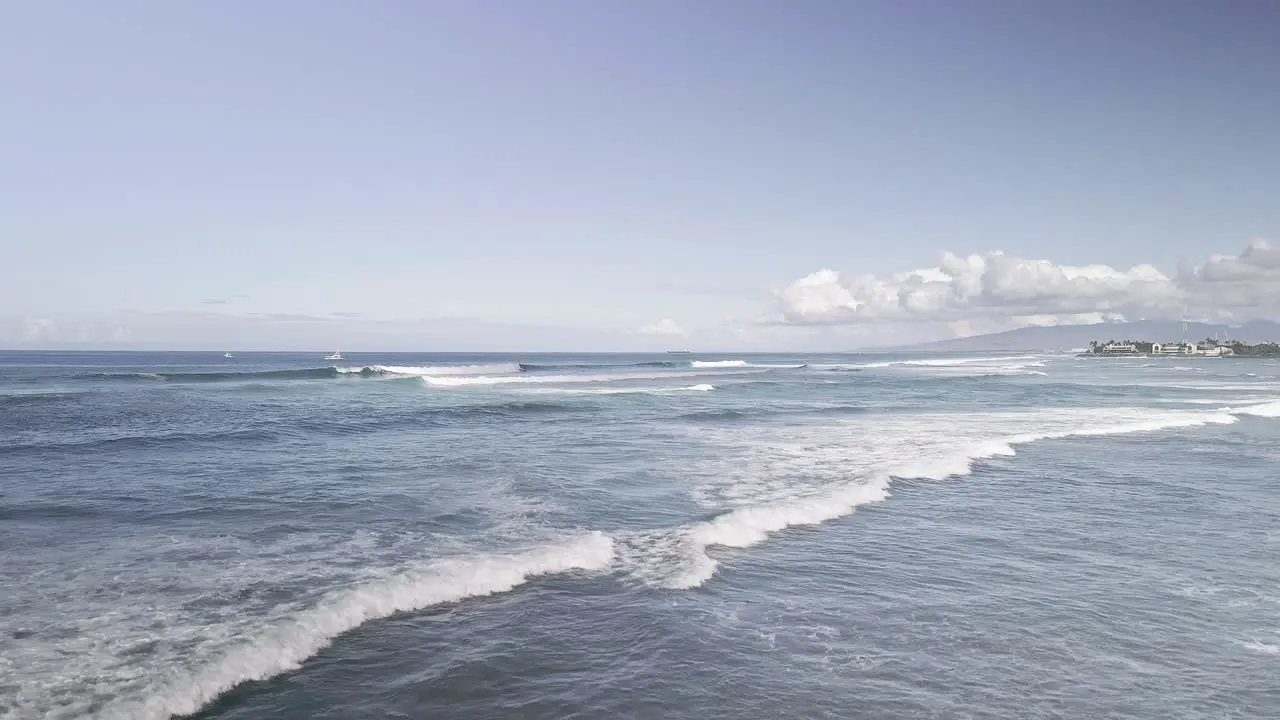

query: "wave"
xmin=633 ymin=403 xmax=1267 ymax=590
xmin=511 ymin=383 xmax=718 ymax=396
xmin=0 ymin=391 xmax=88 ymax=405
xmin=690 ymin=360 xmax=806 ymax=369
xmin=74 ymin=363 xmax=522 ymax=383
xmin=1 ymin=428 xmax=279 ymax=455
xmin=339 ymin=363 xmax=522 ymax=377
xmin=1236 ymin=399 xmax=1280 ymax=417
xmin=290 ymin=401 xmax=583 ymax=436
xmin=79 ymin=368 xmax=344 ymax=382
xmin=813 ymin=355 xmax=1040 ymax=371
xmin=421 ymin=369 xmax=752 ymax=387
xmin=1241 ymin=640 xmax=1280 ymax=655
xmin=518 ymin=361 xmax=675 ymax=371
xmin=98 ymin=532 xmax=614 ymax=720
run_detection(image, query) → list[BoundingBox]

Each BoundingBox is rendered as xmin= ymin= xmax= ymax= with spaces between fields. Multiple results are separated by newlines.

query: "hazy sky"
xmin=3 ymin=1 xmax=1278 ymax=350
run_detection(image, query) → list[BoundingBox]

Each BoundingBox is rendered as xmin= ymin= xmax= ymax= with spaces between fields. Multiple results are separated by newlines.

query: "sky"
xmin=2 ymin=0 xmax=1278 ymax=350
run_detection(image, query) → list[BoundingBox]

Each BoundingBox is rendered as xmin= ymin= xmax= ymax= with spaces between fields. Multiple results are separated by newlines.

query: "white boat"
xmin=324 ymin=350 xmax=343 ymax=360
xmin=223 ymin=352 xmax=233 ymax=358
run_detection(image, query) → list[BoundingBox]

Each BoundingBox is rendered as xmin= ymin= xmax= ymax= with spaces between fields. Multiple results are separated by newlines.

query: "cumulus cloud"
xmin=774 ymin=241 xmax=1279 ymax=330
xmin=1178 ymin=239 xmax=1280 ymax=320
xmin=635 ymin=318 xmax=689 ymax=337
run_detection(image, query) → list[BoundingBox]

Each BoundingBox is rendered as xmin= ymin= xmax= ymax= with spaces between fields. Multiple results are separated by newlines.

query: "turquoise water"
xmin=2 ymin=351 xmax=1278 ymax=718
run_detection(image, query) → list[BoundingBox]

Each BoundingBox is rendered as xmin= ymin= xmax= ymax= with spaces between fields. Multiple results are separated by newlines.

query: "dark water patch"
xmin=0 ymin=427 xmax=280 ymax=456
xmin=0 ymin=391 xmax=89 ymax=406
xmin=0 ymin=503 xmax=106 ymax=522
xmin=679 ymin=409 xmax=752 ymax=422
xmin=288 ymin=400 xmax=587 ymax=438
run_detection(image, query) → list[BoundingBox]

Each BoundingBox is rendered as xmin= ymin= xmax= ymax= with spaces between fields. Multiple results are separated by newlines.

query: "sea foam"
xmin=631 ymin=404 xmax=1249 ymax=589
xmin=421 ymin=370 xmax=752 ymax=387
xmin=98 ymin=532 xmax=614 ymax=720
xmin=691 ymin=360 xmax=805 ymax=369
xmin=337 ymin=363 xmax=521 ymax=376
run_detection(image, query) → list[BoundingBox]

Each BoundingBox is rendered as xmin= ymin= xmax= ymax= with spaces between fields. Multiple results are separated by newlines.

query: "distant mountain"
xmin=900 ymin=320 xmax=1280 ymax=352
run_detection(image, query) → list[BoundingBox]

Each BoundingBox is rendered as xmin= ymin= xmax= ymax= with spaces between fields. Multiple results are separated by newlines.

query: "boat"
xmin=223 ymin=352 xmax=233 ymax=358
xmin=324 ymin=350 xmax=343 ymax=360
xmin=666 ymin=349 xmax=692 ymax=354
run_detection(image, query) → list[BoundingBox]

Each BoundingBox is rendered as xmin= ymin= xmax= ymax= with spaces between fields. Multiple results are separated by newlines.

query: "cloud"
xmin=635 ymin=318 xmax=689 ymax=337
xmin=1178 ymin=239 xmax=1280 ymax=321
xmin=250 ymin=313 xmax=332 ymax=323
xmin=201 ymin=298 xmax=228 ymax=305
xmin=773 ymin=241 xmax=1278 ymax=331
xmin=23 ymin=317 xmax=56 ymax=341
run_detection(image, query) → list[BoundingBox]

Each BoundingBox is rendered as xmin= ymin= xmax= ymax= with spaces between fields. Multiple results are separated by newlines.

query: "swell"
xmin=77 ymin=368 xmax=344 ymax=383
xmin=0 ymin=428 xmax=280 ymax=456
xmin=518 ymin=361 xmax=675 ymax=371
xmin=290 ymin=400 xmax=587 ymax=437
xmin=70 ymin=364 xmax=522 ymax=384
xmin=690 ymin=360 xmax=807 ymax=369
xmin=98 ymin=532 xmax=615 ymax=720
xmin=419 ymin=369 xmax=759 ymax=387
xmin=0 ymin=391 xmax=90 ymax=406
xmin=678 ymin=404 xmax=875 ymax=422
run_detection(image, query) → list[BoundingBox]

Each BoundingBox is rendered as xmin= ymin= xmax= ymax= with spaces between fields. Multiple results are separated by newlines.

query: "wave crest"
xmin=100 ymin=532 xmax=614 ymax=720
xmin=630 ymin=405 xmax=1247 ymax=589
xmin=339 ymin=363 xmax=522 ymax=377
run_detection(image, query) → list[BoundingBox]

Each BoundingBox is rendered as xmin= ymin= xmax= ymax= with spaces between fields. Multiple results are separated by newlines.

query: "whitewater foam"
xmin=98 ymin=532 xmax=614 ymax=720
xmin=1235 ymin=399 xmax=1280 ymax=418
xmin=631 ymin=404 xmax=1252 ymax=589
xmin=1240 ymin=640 xmax=1280 ymax=656
xmin=421 ymin=369 xmax=754 ymax=387
xmin=337 ymin=363 xmax=521 ymax=377
xmin=515 ymin=383 xmax=717 ymax=396
xmin=690 ymin=360 xmax=806 ymax=369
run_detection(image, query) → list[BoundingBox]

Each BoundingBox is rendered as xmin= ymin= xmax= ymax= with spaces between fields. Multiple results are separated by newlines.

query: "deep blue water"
xmin=2 ymin=351 xmax=1278 ymax=719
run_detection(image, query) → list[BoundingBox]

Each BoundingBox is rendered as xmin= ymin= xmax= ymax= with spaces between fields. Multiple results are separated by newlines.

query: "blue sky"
xmin=3 ymin=1 xmax=1278 ymax=349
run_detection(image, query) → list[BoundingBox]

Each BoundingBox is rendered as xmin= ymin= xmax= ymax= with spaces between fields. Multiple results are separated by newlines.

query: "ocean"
xmin=2 ymin=350 xmax=1278 ymax=719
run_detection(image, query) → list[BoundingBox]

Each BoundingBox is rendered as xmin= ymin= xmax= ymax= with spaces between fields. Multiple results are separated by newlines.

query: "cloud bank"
xmin=635 ymin=318 xmax=689 ymax=337
xmin=775 ymin=240 xmax=1280 ymax=331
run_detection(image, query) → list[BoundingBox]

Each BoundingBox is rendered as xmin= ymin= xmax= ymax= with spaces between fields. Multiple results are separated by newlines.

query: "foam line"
xmin=100 ymin=533 xmax=614 ymax=720
xmin=654 ymin=407 xmax=1246 ymax=589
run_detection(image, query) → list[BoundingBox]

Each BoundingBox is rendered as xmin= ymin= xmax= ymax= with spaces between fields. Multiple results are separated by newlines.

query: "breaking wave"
xmin=98 ymin=532 xmax=615 ymax=720
xmin=78 ymin=368 xmax=343 ymax=382
xmin=518 ymin=361 xmax=675 ymax=371
xmin=339 ymin=363 xmax=522 ymax=377
xmin=626 ymin=402 xmax=1272 ymax=589
xmin=690 ymin=360 xmax=807 ymax=369
xmin=421 ymin=370 xmax=752 ymax=387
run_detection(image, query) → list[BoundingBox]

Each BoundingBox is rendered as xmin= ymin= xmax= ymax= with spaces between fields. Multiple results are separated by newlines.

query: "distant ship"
xmin=666 ymin=349 xmax=692 ymax=354
xmin=324 ymin=350 xmax=343 ymax=360
xmin=223 ymin=352 xmax=233 ymax=358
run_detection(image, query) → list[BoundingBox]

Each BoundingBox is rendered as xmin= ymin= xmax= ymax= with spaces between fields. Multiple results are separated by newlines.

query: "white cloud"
xmin=23 ymin=317 xmax=56 ymax=341
xmin=635 ymin=318 xmax=689 ymax=337
xmin=1178 ymin=239 xmax=1280 ymax=321
xmin=774 ymin=241 xmax=1279 ymax=333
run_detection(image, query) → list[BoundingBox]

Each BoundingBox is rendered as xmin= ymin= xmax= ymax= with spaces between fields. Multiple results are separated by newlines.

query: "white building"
xmin=1152 ymin=342 xmax=1198 ymax=355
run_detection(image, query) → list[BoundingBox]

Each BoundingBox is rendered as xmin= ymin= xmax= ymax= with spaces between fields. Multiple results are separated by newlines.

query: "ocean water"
xmin=2 ymin=350 xmax=1278 ymax=719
